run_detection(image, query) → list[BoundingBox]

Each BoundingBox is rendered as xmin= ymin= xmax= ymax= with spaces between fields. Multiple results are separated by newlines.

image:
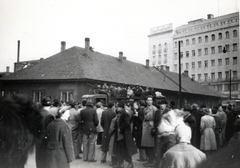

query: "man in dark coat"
xmin=79 ymin=102 xmax=99 ymax=162
xmin=116 ymin=101 xmax=138 ymax=168
xmin=191 ymin=104 xmax=204 ymax=149
xmin=100 ymin=102 xmax=116 ymax=163
xmin=183 ymin=104 xmax=197 ymax=147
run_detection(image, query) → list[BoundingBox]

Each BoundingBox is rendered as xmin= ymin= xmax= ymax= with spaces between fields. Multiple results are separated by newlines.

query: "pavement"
xmin=25 ymin=145 xmax=146 ymax=168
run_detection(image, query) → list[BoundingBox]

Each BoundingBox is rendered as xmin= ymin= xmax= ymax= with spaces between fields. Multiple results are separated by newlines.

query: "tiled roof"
xmin=0 ymin=46 xmax=222 ymax=97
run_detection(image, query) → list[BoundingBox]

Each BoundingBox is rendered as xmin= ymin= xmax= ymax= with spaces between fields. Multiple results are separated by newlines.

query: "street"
xmin=25 ymin=145 xmax=145 ymax=168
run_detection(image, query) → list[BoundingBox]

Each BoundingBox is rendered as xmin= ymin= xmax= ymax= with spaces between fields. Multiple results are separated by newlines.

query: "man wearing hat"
xmin=79 ymin=101 xmax=99 ymax=162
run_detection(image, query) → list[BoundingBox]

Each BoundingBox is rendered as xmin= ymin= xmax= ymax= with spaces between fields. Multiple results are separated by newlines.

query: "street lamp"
xmin=223 ymin=46 xmax=231 ymax=100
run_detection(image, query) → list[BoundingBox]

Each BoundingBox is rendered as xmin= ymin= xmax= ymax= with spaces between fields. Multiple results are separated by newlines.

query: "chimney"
xmin=123 ymin=56 xmax=126 ymax=60
xmin=166 ymin=66 xmax=170 ymax=71
xmin=182 ymin=70 xmax=189 ymax=77
xmin=146 ymin=59 xmax=149 ymax=68
xmin=84 ymin=37 xmax=90 ymax=56
xmin=160 ymin=65 xmax=164 ymax=70
xmin=17 ymin=40 xmax=20 ymax=63
xmin=61 ymin=41 xmax=66 ymax=51
xmin=85 ymin=38 xmax=90 ymax=50
xmin=6 ymin=66 xmax=10 ymax=76
xmin=119 ymin=52 xmax=123 ymax=61
xmin=207 ymin=14 xmax=214 ymax=19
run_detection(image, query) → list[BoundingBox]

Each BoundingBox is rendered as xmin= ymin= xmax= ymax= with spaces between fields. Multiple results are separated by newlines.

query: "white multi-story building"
xmin=148 ymin=23 xmax=175 ymax=70
xmin=149 ymin=12 xmax=240 ymax=98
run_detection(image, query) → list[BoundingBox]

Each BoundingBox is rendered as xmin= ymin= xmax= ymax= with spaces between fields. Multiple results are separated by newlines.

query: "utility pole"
xmin=178 ymin=41 xmax=182 ymax=108
xmin=230 ymin=69 xmax=232 ymax=100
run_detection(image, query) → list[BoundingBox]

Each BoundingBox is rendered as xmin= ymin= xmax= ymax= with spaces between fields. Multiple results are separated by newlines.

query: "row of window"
xmin=174 ymin=43 xmax=238 ymax=59
xmin=0 ymin=90 xmax=74 ymax=103
xmin=174 ymin=57 xmax=237 ymax=71
xmin=210 ymin=84 xmax=238 ymax=92
xmin=191 ymin=71 xmax=238 ymax=82
xmin=175 ymin=30 xmax=238 ymax=47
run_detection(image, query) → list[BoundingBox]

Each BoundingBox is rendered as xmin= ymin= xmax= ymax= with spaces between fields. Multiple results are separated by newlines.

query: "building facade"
xmin=148 ymin=23 xmax=175 ymax=70
xmin=149 ymin=12 xmax=240 ymax=98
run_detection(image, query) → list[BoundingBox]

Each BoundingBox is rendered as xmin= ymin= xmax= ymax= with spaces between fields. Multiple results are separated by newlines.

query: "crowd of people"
xmin=1 ymin=94 xmax=240 ymax=168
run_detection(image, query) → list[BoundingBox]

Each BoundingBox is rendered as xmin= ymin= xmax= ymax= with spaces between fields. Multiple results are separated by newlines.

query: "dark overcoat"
xmin=132 ymin=108 xmax=144 ymax=148
xmin=45 ymin=118 xmax=75 ymax=168
xmin=117 ymin=109 xmax=138 ymax=156
xmin=79 ymin=106 xmax=99 ymax=134
xmin=101 ymin=108 xmax=116 ymax=152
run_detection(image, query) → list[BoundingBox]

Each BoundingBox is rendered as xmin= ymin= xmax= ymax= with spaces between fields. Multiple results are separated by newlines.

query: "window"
xmin=186 ymin=63 xmax=189 ymax=69
xmin=186 ymin=51 xmax=189 ymax=57
xmin=152 ymin=45 xmax=156 ymax=54
xmin=233 ymin=71 xmax=237 ymax=79
xmin=174 ymin=53 xmax=177 ymax=60
xmin=233 ymin=43 xmax=238 ymax=51
xmin=218 ymin=46 xmax=222 ymax=53
xmin=164 ymin=43 xmax=168 ymax=52
xmin=174 ymin=41 xmax=177 ymax=48
xmin=231 ymin=84 xmax=238 ymax=91
xmin=174 ymin=64 xmax=177 ymax=71
xmin=218 ymin=59 xmax=222 ymax=66
xmin=192 ymin=38 xmax=196 ymax=45
xmin=218 ymin=33 xmax=222 ymax=39
xmin=186 ymin=39 xmax=189 ymax=46
xmin=198 ymin=37 xmax=202 ymax=43
xmin=225 ymin=45 xmax=230 ymax=52
xmin=181 ymin=63 xmax=183 ymax=70
xmin=225 ymin=58 xmax=229 ymax=65
xmin=211 ymin=34 xmax=215 ymax=41
xmin=164 ymin=54 xmax=167 ymax=63
xmin=211 ymin=47 xmax=215 ymax=54
xmin=226 ymin=71 xmax=230 ymax=80
xmin=198 ymin=74 xmax=201 ymax=81
xmin=180 ymin=52 xmax=183 ymax=59
xmin=158 ymin=55 xmax=161 ymax=64
xmin=198 ymin=61 xmax=202 ymax=68
xmin=218 ymin=72 xmax=222 ymax=80
xmin=192 ymin=50 xmax=195 ymax=56
xmin=224 ymin=84 xmax=229 ymax=91
xmin=192 ymin=74 xmax=195 ymax=80
xmin=204 ymin=73 xmax=208 ymax=82
xmin=180 ymin=41 xmax=184 ymax=47
xmin=204 ymin=60 xmax=208 ymax=67
xmin=33 ymin=90 xmax=45 ymax=103
xmin=233 ymin=30 xmax=237 ymax=38
xmin=205 ymin=35 xmax=208 ymax=42
xmin=226 ymin=31 xmax=230 ymax=39
xmin=211 ymin=60 xmax=215 ymax=67
xmin=198 ymin=49 xmax=202 ymax=56
xmin=217 ymin=85 xmax=223 ymax=91
xmin=60 ymin=90 xmax=74 ymax=103
xmin=233 ymin=57 xmax=237 ymax=64
xmin=211 ymin=73 xmax=215 ymax=80
xmin=204 ymin=48 xmax=208 ymax=55
xmin=192 ymin=62 xmax=195 ymax=69
xmin=158 ymin=44 xmax=162 ymax=53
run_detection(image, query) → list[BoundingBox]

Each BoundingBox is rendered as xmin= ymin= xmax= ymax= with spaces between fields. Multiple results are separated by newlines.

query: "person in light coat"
xmin=160 ymin=124 xmax=206 ymax=168
xmin=200 ymin=108 xmax=217 ymax=155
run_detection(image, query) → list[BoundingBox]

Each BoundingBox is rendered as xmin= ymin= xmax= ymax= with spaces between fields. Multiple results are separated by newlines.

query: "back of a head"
xmin=108 ymin=102 xmax=114 ymax=108
xmin=175 ymin=124 xmax=192 ymax=143
xmin=82 ymin=99 xmax=87 ymax=107
xmin=53 ymin=99 xmax=60 ymax=107
xmin=96 ymin=102 xmax=102 ymax=108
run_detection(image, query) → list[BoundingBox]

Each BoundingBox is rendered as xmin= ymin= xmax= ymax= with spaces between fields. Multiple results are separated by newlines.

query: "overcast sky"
xmin=0 ymin=0 xmax=239 ymax=72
